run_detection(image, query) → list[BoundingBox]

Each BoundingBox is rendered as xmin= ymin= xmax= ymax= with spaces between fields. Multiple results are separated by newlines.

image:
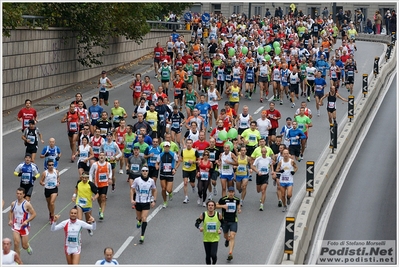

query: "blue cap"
xmin=228 ymin=187 xmax=235 ymax=192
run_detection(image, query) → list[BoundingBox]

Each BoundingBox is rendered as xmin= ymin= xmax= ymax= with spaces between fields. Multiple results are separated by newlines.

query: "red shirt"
xmin=18 ymin=107 xmax=37 ymax=130
xmin=211 ymin=127 xmax=227 ymax=147
xmin=175 ymin=58 xmax=186 ymax=69
xmin=160 ymin=55 xmax=172 ymax=64
xmin=193 ymin=140 xmax=210 ymax=156
xmin=154 ymin=47 xmax=164 ymax=60
xmin=202 ymin=62 xmax=212 ymax=76
xmin=265 ymin=109 xmax=281 ymax=129
xmin=193 ymin=61 xmax=203 ymax=75
xmin=182 ymin=54 xmax=193 ymax=63
xmin=341 ymin=54 xmax=350 ymax=63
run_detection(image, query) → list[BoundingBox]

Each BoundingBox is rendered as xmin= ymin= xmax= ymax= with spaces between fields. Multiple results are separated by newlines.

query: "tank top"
xmin=182 ymin=149 xmax=197 ymax=171
xmin=67 ymin=111 xmax=79 ymax=132
xmin=238 ymin=113 xmax=250 ymax=129
xmin=76 ymin=181 xmax=94 ymax=208
xmin=77 ymin=108 xmax=88 ymax=124
xmin=147 ymin=146 xmax=162 ymax=167
xmin=2 ymin=250 xmax=17 ymax=265
xmin=236 ymin=155 xmax=249 ymax=176
xmin=208 ymin=89 xmax=218 ymax=106
xmin=78 ymin=144 xmax=91 ymax=163
xmin=44 ymin=170 xmax=58 ymax=189
xmin=103 ymin=142 xmax=117 ymax=162
xmin=124 ymin=133 xmax=135 ymax=153
xmin=142 ymin=83 xmax=153 ymax=100
xmin=91 ymin=136 xmax=103 ymax=157
xmin=95 ymin=162 xmax=110 ymax=188
xmin=198 ymin=160 xmax=212 ymax=180
xmin=133 ymin=80 xmax=142 ymax=94
xmin=146 ymin=111 xmax=158 ymax=131
xmin=185 ymin=90 xmax=196 ymax=107
xmin=229 ymin=85 xmax=240 ymax=102
xmin=12 ymin=200 xmax=29 ymax=230
xmin=115 ymin=127 xmax=127 ymax=146
xmin=136 ymin=104 xmax=148 ymax=116
xmin=216 ymin=67 xmax=225 ymax=81
xmin=187 ymin=130 xmax=199 ymax=143
xmin=280 ymin=159 xmax=294 ymax=183
xmin=203 ymin=211 xmax=221 ymax=242
xmin=245 ymin=67 xmax=255 ymax=82
xmin=327 ymin=91 xmax=337 ymax=109
xmin=161 ymin=66 xmax=171 ymax=80
xmin=221 ymin=152 xmax=234 ymax=175
xmin=259 ymin=64 xmax=269 ymax=77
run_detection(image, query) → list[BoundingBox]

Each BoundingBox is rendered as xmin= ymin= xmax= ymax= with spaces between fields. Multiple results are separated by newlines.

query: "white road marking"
xmin=114 ymin=236 xmax=134 ymax=258
xmin=254 ymin=106 xmax=264 ymax=114
xmin=59 ymin=168 xmax=69 ymax=175
xmin=268 ymin=95 xmax=275 ymax=101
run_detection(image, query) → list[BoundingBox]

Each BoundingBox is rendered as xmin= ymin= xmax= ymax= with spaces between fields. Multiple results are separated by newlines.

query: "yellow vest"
xmin=182 ymin=149 xmax=197 ymax=171
xmin=236 ymin=155 xmax=248 ymax=176
xmin=229 ymin=85 xmax=240 ymax=102
xmin=146 ymin=111 xmax=158 ymax=131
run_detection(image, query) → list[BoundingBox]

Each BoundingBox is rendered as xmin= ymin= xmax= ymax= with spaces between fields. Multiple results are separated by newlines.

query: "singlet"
xmin=238 ymin=113 xmax=250 ymax=129
xmin=198 ymin=160 xmax=212 ymax=181
xmin=273 ymin=68 xmax=281 ymax=81
xmin=76 ymin=180 xmax=97 ymax=208
xmin=280 ymin=159 xmax=294 ymax=183
xmin=12 ymin=200 xmax=29 ymax=230
xmin=208 ymin=89 xmax=218 ymax=106
xmin=259 ymin=64 xmax=269 ymax=77
xmin=253 ymin=156 xmax=272 ymax=175
xmin=51 ymin=219 xmax=96 ymax=248
xmin=327 ymin=91 xmax=337 ymax=110
xmin=78 ymin=144 xmax=91 ymax=163
xmin=142 ymin=83 xmax=153 ymax=100
xmin=221 ymin=152 xmax=234 ymax=175
xmin=99 ymin=77 xmax=108 ymax=92
xmin=132 ymin=177 xmax=156 ymax=203
xmin=306 ymin=67 xmax=317 ymax=80
xmin=160 ymin=66 xmax=171 ymax=80
xmin=289 ymin=72 xmax=299 ymax=85
xmin=103 ymin=142 xmax=117 ymax=162
xmin=245 ymin=67 xmax=255 ymax=83
xmin=182 ymin=149 xmax=198 ymax=171
xmin=280 ymin=68 xmax=290 ymax=83
xmin=67 ymin=111 xmax=79 ymax=132
xmin=216 ymin=67 xmax=225 ymax=81
xmin=123 ymin=133 xmax=135 ymax=154
xmin=44 ymin=169 xmax=58 ymax=189
xmin=115 ymin=127 xmax=127 ymax=147
xmin=24 ymin=127 xmax=38 ymax=145
xmin=203 ymin=211 xmax=221 ymax=242
xmin=145 ymin=146 xmax=162 ymax=167
xmin=169 ymin=112 xmax=184 ymax=129
xmin=77 ymin=108 xmax=89 ymax=124
xmin=136 ymin=104 xmax=148 ymax=116
xmin=236 ymin=155 xmax=249 ymax=176
xmin=158 ymin=151 xmax=177 ymax=177
xmin=186 ymin=130 xmax=199 ymax=143
xmin=2 ymin=250 xmax=17 ymax=265
xmin=185 ymin=90 xmax=196 ymax=108
xmin=146 ymin=111 xmax=158 ymax=131
xmin=94 ymin=162 xmax=110 ymax=188
xmin=229 ymin=85 xmax=240 ymax=102
xmin=91 ymin=136 xmax=104 ymax=157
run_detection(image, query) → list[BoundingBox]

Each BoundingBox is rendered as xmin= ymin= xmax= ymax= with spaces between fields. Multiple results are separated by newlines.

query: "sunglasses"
xmin=203 ymin=154 xmax=209 ymax=156
xmin=84 ymin=128 xmax=90 ymax=130
xmin=48 ymin=164 xmax=54 ymax=166
xmin=142 ymin=170 xmax=149 ymax=172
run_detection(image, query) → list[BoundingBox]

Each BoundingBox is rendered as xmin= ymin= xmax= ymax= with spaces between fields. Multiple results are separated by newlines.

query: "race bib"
xmin=163 ymin=163 xmax=172 ymax=172
xmin=150 ymin=156 xmax=157 ymax=164
xmin=226 ymin=202 xmax=236 ymax=213
xmin=99 ymin=173 xmax=107 ymax=181
xmin=328 ymin=102 xmax=335 ymax=109
xmin=237 ymin=165 xmax=246 ymax=173
xmin=206 ymin=222 xmax=217 ymax=233
xmin=80 ymin=151 xmax=88 ymax=158
xmin=91 ymin=112 xmax=99 ymax=119
xmin=69 ymin=122 xmax=77 ymax=131
xmin=200 ymin=172 xmax=209 ymax=180
xmin=130 ymin=164 xmax=140 ymax=172
xmin=21 ymin=173 xmax=30 ymax=184
xmin=78 ymin=197 xmax=87 ymax=206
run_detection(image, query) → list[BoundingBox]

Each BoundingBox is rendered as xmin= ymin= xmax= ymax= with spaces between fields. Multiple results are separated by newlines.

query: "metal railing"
xmin=21 ymin=15 xmax=46 ymax=26
xmin=146 ymin=20 xmax=187 ymax=31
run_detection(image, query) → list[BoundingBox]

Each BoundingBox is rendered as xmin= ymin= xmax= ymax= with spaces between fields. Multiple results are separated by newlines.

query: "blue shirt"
xmin=286 ymin=128 xmax=306 ymax=146
xmin=40 ymin=145 xmax=61 ymax=170
xmin=315 ymin=60 xmax=330 ymax=76
xmin=88 ymin=105 xmax=104 ymax=123
xmin=144 ymin=146 xmax=162 ymax=167
xmin=195 ymin=102 xmax=211 ymax=125
xmin=314 ymin=78 xmax=327 ymax=93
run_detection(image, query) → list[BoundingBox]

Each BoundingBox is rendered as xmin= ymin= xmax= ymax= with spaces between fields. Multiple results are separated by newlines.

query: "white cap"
xmin=163 ymin=60 xmax=168 ymax=63
xmin=262 ymin=58 xmax=266 ymax=62
xmin=163 ymin=141 xmax=171 ymax=147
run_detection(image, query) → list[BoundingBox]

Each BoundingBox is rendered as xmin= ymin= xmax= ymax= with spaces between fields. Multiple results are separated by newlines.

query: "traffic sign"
xmin=184 ymin=12 xmax=192 ymax=22
xmin=284 ymin=217 xmax=295 ymax=255
xmin=306 ymin=161 xmax=314 ymax=194
xmin=373 ymin=57 xmax=379 ymax=77
xmin=348 ymin=95 xmax=354 ymax=120
xmin=362 ymin=74 xmax=368 ymax=96
xmin=201 ymin=12 xmax=210 ymax=23
xmin=329 ymin=123 xmax=337 ymax=153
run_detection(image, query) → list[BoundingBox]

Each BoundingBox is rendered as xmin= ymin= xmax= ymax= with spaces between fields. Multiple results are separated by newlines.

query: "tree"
xmin=3 ymin=3 xmax=192 ymax=67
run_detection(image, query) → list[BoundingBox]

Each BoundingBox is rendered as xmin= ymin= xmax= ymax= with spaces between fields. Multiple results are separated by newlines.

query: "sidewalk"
xmin=2 ymin=53 xmax=155 ymax=135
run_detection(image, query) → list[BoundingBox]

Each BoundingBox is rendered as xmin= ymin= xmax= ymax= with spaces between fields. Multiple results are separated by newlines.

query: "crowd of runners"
xmin=5 ymin=6 xmax=368 ymax=265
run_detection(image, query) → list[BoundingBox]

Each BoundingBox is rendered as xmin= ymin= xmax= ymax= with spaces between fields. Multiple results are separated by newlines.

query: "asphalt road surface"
xmin=2 ymin=41 xmax=385 ymax=265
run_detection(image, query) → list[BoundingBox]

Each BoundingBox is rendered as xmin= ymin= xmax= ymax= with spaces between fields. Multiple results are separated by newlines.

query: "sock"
xmin=249 ymin=91 xmax=253 ymax=97
xmin=141 ymin=222 xmax=147 ymax=236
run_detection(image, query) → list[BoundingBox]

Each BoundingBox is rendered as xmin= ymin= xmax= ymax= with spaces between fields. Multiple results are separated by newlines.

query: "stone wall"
xmin=2 ymin=28 xmax=183 ymax=111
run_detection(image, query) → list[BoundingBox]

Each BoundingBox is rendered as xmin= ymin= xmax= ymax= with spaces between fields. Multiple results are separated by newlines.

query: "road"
xmin=323 ymin=75 xmax=397 ymax=241
xmin=2 ymin=41 xmax=385 ymax=265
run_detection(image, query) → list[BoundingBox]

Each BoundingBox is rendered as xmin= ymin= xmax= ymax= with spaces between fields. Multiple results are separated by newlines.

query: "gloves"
xmin=18 ymin=173 xmax=22 ymax=177
xmin=132 ymin=115 xmax=137 ymax=119
xmin=55 ymin=156 xmax=60 ymax=161
xmin=291 ymin=171 xmax=295 ymax=175
xmin=44 ymin=152 xmax=50 ymax=157
xmin=279 ymin=169 xmax=285 ymax=173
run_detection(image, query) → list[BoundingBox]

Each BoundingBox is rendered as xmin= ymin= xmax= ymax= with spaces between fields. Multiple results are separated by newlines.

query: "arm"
xmin=39 ymin=171 xmax=46 ymax=186
xmin=106 ymin=78 xmax=113 ymax=88
xmin=61 ymin=113 xmax=68 ymax=123
xmin=130 ymin=183 xmax=136 ymax=204
xmin=23 ymin=202 xmax=37 ymax=226
xmin=89 ymin=163 xmax=96 ymax=183
xmin=336 ymin=93 xmax=348 ymax=102
xmin=8 ymin=201 xmax=15 ymax=226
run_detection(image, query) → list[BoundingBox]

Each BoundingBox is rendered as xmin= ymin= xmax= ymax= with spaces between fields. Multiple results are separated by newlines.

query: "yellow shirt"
xmin=236 ymin=155 xmax=249 ymax=176
xmin=182 ymin=148 xmax=198 ymax=171
xmin=146 ymin=111 xmax=158 ymax=131
xmin=229 ymin=85 xmax=240 ymax=102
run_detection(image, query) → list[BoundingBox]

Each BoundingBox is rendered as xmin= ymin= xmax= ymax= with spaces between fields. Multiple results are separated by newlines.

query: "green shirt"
xmin=111 ymin=107 xmax=126 ymax=123
xmin=184 ymin=64 xmax=194 ymax=84
xmin=160 ymin=141 xmax=179 ymax=153
xmin=241 ymin=129 xmax=261 ymax=147
xmin=124 ymin=133 xmax=136 ymax=153
xmin=185 ymin=90 xmax=196 ymax=109
xmin=294 ymin=115 xmax=311 ymax=133
xmin=203 ymin=211 xmax=221 ymax=243
xmin=134 ymin=142 xmax=149 ymax=156
xmin=160 ymin=66 xmax=171 ymax=80
xmin=251 ymin=146 xmax=274 ymax=159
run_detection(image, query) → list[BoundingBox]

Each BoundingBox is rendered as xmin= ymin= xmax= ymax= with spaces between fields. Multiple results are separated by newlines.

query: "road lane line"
xmin=59 ymin=168 xmax=69 ymax=175
xmin=254 ymin=106 xmax=264 ymax=114
xmin=114 ymin=236 xmax=134 ymax=258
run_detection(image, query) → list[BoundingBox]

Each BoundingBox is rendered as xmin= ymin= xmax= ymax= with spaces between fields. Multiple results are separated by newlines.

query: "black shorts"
xmin=78 ymin=162 xmax=90 ymax=171
xmin=68 ymin=131 xmax=79 ymax=137
xmin=25 ymin=145 xmax=38 ymax=154
xmin=289 ymin=84 xmax=299 ymax=94
xmin=315 ymin=92 xmax=324 ymax=99
xmin=154 ymin=58 xmax=160 ymax=63
xmin=183 ymin=170 xmax=197 ymax=183
xmin=157 ymin=125 xmax=166 ymax=139
xmin=44 ymin=187 xmax=58 ymax=198
xmin=135 ymin=202 xmax=151 ymax=211
xmin=174 ymin=94 xmax=183 ymax=100
xmin=110 ymin=163 xmax=116 ymax=169
xmin=269 ymin=128 xmax=277 ymax=136
xmin=307 ymin=80 xmax=315 ymax=88
xmin=148 ymin=166 xmax=159 ymax=179
xmin=20 ymin=183 xmax=34 ymax=197
xmin=194 ymin=73 xmax=202 ymax=77
xmin=256 ymin=174 xmax=269 ymax=185
xmin=222 ymin=221 xmax=238 ymax=234
xmin=237 ymin=128 xmax=248 ymax=135
xmin=210 ymin=169 xmax=219 ymax=181
xmin=160 ymin=175 xmax=174 ymax=182
xmin=99 ymin=91 xmax=109 ymax=101
xmin=167 ymin=52 xmax=174 ymax=59
xmin=128 ymin=173 xmax=141 ymax=180
xmin=161 ymin=79 xmax=170 ymax=83
xmin=289 ymin=145 xmax=301 ymax=157
xmin=327 ymin=108 xmax=336 ymax=113
xmin=97 ymin=186 xmax=108 ymax=195
xmin=346 ymin=77 xmax=354 ymax=84
xmin=171 ymin=127 xmax=182 ymax=134
xmin=259 ymin=76 xmax=269 ymax=83
xmin=203 ymin=76 xmax=211 ymax=80
xmin=246 ymin=145 xmax=256 ymax=157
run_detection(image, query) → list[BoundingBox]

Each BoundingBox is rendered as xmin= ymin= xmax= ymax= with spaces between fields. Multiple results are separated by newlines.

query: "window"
xmin=233 ymin=5 xmax=241 ymax=14
xmin=212 ymin=4 xmax=221 ymax=12
xmin=255 ymin=6 xmax=262 ymax=16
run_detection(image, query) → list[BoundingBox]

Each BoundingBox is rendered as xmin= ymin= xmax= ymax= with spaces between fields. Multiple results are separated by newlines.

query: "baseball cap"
xmin=262 ymin=58 xmax=266 ymax=62
xmin=286 ymin=117 xmax=292 ymax=121
xmin=101 ymin=70 xmax=106 ymax=74
xmin=106 ymin=131 xmax=113 ymax=136
xmin=81 ymin=173 xmax=89 ymax=178
xmin=133 ymin=144 xmax=140 ymax=149
xmin=163 ymin=141 xmax=171 ymax=147
xmin=163 ymin=59 xmax=168 ymax=63
xmin=228 ymin=186 xmax=235 ymax=192
xmin=141 ymin=166 xmax=149 ymax=171
xmin=28 ymin=119 xmax=35 ymax=124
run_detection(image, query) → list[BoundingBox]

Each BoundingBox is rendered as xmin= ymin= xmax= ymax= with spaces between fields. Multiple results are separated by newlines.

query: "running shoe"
xmin=287 ymin=198 xmax=291 ymax=205
xmin=225 ymin=239 xmax=229 ymax=247
xmin=277 ymin=95 xmax=280 ymax=101
xmin=26 ymin=245 xmax=33 ymax=255
xmin=248 ymin=176 xmax=252 ymax=181
xmin=183 ymin=196 xmax=189 ymax=204
xmin=273 ymin=96 xmax=277 ymax=101
xmin=240 ymin=199 xmax=243 ymax=206
xmin=192 ymin=187 xmax=196 ymax=193
xmin=208 ymin=127 xmax=213 ymax=133
xmin=248 ymin=96 xmax=252 ymax=100
xmin=139 ymin=236 xmax=144 ymax=244
xmin=282 ymin=206 xmax=287 ymax=212
xmin=119 ymin=169 xmax=123 ymax=174
xmin=197 ymin=198 xmax=201 ymax=205
xmin=208 ymin=194 xmax=213 ymax=200
xmin=260 ymin=98 xmax=263 ymax=103
xmin=278 ymin=200 xmax=282 ymax=207
xmin=99 ymin=212 xmax=104 ymax=220
xmin=259 ymin=203 xmax=264 ymax=211
xmin=112 ymin=184 xmax=115 ymax=193
xmin=227 ymin=253 xmax=233 ymax=261
xmin=168 ymin=193 xmax=173 ymax=201
xmin=137 ymin=220 xmax=141 ymax=229
xmin=273 ymin=180 xmax=276 ymax=186
xmin=88 ymin=229 xmax=93 ymax=236
xmin=99 ymin=207 xmax=102 ymax=217
xmin=317 ymin=110 xmax=320 ymax=117
xmin=245 ymin=92 xmax=248 ymax=99
xmin=298 ymin=156 xmax=302 ymax=162
xmin=280 ymin=99 xmax=283 ymax=105
xmin=291 ymin=103 xmax=295 ymax=108
xmin=163 ymin=201 xmax=168 ymax=208
xmin=287 ymin=94 xmax=290 ymax=99
xmin=213 ymin=187 xmax=218 ymax=196
xmin=253 ymin=87 xmax=257 ymax=93
xmin=307 ymin=96 xmax=310 ymax=102
xmin=202 ymin=202 xmax=206 ymax=207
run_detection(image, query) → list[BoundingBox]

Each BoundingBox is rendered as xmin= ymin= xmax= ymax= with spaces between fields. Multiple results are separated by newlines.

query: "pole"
xmin=248 ymin=3 xmax=252 ymax=19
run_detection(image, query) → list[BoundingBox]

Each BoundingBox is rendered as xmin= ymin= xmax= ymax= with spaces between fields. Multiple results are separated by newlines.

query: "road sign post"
xmin=348 ymin=95 xmax=354 ymax=122
xmin=386 ymin=44 xmax=392 ymax=61
xmin=306 ymin=161 xmax=314 ymax=196
xmin=329 ymin=122 xmax=337 ymax=153
xmin=362 ymin=74 xmax=368 ymax=97
xmin=284 ymin=217 xmax=295 ymax=260
xmin=373 ymin=57 xmax=379 ymax=78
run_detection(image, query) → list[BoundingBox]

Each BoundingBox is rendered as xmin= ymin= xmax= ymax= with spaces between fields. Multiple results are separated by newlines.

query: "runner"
xmin=110 ymin=100 xmax=127 ymax=129
xmin=195 ymin=200 xmax=223 ymax=265
xmin=89 ymin=152 xmax=112 ymax=220
xmin=76 ymin=100 xmax=90 ymax=131
xmin=197 ymin=151 xmax=213 ymax=207
xmin=183 ymin=121 xmax=200 ymax=147
xmin=22 ymin=119 xmax=44 ymax=163
xmin=39 ymin=159 xmax=60 ymax=224
xmin=153 ymin=42 xmax=164 ymax=78
xmin=167 ymin=105 xmax=185 ymax=148
xmin=155 ymin=97 xmax=172 ymax=141
xmin=156 ymin=142 xmax=179 ymax=208
xmin=288 ymin=66 xmax=300 ymax=108
xmin=313 ymin=71 xmax=328 ymax=116
xmin=130 ymin=73 xmax=143 ymax=107
xmin=234 ymin=146 xmax=251 ymax=205
xmin=144 ymin=102 xmax=160 ymax=139
xmin=90 ymin=128 xmax=105 ymax=163
xmin=251 ymin=147 xmax=274 ymax=211
xmin=225 ymin=79 xmax=242 ymax=115
xmin=97 ymin=71 xmax=113 ymax=106
xmin=193 ymin=131 xmax=210 ymax=158
xmin=130 ymin=166 xmax=157 ymax=244
xmin=216 ymin=187 xmax=241 ymax=261
xmin=265 ymin=102 xmax=282 ymax=146
xmin=71 ymin=93 xmax=87 ymax=109
xmin=236 ymin=105 xmax=253 ymax=136
xmin=113 ymin=119 xmax=127 ymax=174
xmin=72 ymin=136 xmax=94 ymax=178
xmin=13 ymin=154 xmax=40 ymax=202
xmin=344 ymin=58 xmax=358 ymax=95
xmin=258 ymin=58 xmax=271 ymax=103
xmin=96 ymin=111 xmax=113 ymax=139
xmin=180 ymin=139 xmax=200 ymax=203
xmin=50 ymin=208 xmax=96 ymax=264
xmin=71 ymin=172 xmax=98 ymax=236
xmin=144 ymin=138 xmax=162 ymax=185
xmin=132 ymin=113 xmax=152 ymax=136
xmin=219 ymin=143 xmax=238 ymax=197
xmin=2 ymin=238 xmax=23 ymax=265
xmin=102 ymin=132 xmax=122 ymax=192
xmin=184 ymin=84 xmax=200 ymax=117
xmin=127 ymin=145 xmax=147 ymax=208
xmin=275 ymin=148 xmax=298 ymax=212
xmin=280 ymin=117 xmax=293 ymax=148
xmin=305 ymin=61 xmax=317 ymax=102
xmin=294 ymin=107 xmax=313 ymax=161
xmin=205 ymin=137 xmax=221 ymax=199
xmin=319 ymin=86 xmax=348 ymax=124
xmin=286 ymin=121 xmax=307 ymax=162
xmin=195 ymin=94 xmax=212 ymax=132
xmin=8 ymin=187 xmax=36 ymax=257
xmin=241 ymin=121 xmax=261 ymax=157
xmin=207 ymin=82 xmax=222 ymax=131
xmin=256 ymin=110 xmax=272 ymax=144
xmin=17 ymin=99 xmax=38 ymax=132
xmin=244 ymin=61 xmax=257 ymax=100
xmin=95 ymin=247 xmax=119 ymax=265
xmin=158 ymin=60 xmax=172 ymax=96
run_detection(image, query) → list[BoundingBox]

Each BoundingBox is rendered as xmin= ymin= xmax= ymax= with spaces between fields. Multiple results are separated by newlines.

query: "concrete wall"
xmin=2 ymin=28 xmax=187 ymax=111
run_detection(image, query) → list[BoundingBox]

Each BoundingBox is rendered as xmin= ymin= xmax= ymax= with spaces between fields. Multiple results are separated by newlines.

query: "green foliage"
xmin=3 ymin=3 xmax=192 ymax=67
